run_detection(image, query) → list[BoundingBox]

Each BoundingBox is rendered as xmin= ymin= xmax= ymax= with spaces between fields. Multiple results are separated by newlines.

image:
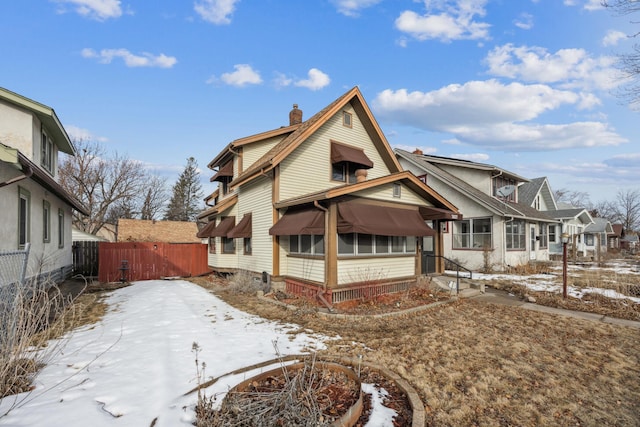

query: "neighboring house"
xmin=197 ymin=87 xmax=460 ymax=302
xmin=95 ymin=223 xmax=117 ymax=242
xmin=621 ymin=232 xmax=638 ymax=251
xmin=117 ymin=219 xmax=200 ymax=243
xmin=583 ymin=218 xmax=614 ymax=258
xmin=395 ymin=149 xmax=557 ymax=272
xmin=72 ymin=227 xmax=107 ymax=242
xmin=519 ymin=177 xmax=594 ymax=258
xmin=0 ymin=87 xmax=87 ymax=283
xmin=610 ymin=224 xmax=623 ymax=250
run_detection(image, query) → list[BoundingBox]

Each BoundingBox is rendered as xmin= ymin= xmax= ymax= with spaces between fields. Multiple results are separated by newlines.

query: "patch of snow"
xmin=361 ymin=383 xmax=397 ymax=427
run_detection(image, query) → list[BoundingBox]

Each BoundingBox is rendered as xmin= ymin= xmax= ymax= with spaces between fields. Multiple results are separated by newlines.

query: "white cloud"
xmin=514 ymin=12 xmax=534 ymax=30
xmin=53 ymin=0 xmax=122 ymax=20
xmin=564 ymin=0 xmax=603 ymax=10
xmin=603 ymin=30 xmax=627 ymax=46
xmin=211 ymin=64 xmax=262 ymax=87
xmin=81 ymin=48 xmax=177 ymax=68
xmin=451 ymin=153 xmax=490 ymax=162
xmin=273 ymin=72 xmax=293 ymax=89
xmin=395 ymin=0 xmax=490 ymax=42
xmin=294 ymin=68 xmax=331 ymax=91
xmin=372 ymin=81 xmax=627 ymax=151
xmin=331 ymin=0 xmax=382 ymax=17
xmin=65 ymin=125 xmax=108 ymax=142
xmin=485 ymin=44 xmax=620 ymax=91
xmin=194 ymin=0 xmax=239 ymax=24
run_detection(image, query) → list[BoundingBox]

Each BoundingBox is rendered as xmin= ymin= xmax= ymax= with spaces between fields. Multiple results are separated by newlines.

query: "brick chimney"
xmin=412 ymin=148 xmax=423 ymax=155
xmin=289 ymin=104 xmax=302 ymax=125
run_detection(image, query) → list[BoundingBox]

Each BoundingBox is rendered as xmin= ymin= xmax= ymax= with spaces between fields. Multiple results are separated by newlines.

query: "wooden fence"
xmin=98 ymin=242 xmax=210 ymax=283
xmin=73 ymin=241 xmax=100 ymax=277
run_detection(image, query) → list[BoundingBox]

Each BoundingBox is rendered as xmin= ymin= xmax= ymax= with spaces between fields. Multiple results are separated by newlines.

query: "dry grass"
xmin=192 ymin=277 xmax=640 ymax=427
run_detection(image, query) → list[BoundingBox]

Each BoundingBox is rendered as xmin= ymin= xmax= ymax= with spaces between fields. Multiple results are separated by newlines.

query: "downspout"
xmin=0 ymin=165 xmax=33 ymax=188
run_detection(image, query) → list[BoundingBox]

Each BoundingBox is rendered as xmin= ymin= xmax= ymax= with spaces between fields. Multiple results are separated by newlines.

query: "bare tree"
xmin=59 ymin=139 xmax=166 ymax=234
xmin=140 ymin=175 xmax=168 ymax=220
xmin=553 ymin=188 xmax=591 ymax=208
xmin=613 ymin=189 xmax=640 ymax=231
xmin=602 ymin=0 xmax=640 ymax=107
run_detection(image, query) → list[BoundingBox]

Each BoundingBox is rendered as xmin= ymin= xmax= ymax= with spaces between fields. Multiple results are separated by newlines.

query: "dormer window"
xmin=41 ymin=131 xmax=54 ymax=173
xmin=330 ymin=141 xmax=373 ymax=184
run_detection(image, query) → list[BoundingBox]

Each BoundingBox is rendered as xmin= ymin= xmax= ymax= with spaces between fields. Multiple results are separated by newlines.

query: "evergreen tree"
xmin=164 ymin=157 xmax=204 ymax=221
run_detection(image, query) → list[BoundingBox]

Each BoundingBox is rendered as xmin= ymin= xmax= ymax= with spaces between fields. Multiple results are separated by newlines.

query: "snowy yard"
xmin=0 ymin=280 xmax=331 ymax=426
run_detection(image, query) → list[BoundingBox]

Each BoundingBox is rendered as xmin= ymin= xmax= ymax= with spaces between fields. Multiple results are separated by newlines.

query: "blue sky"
xmin=1 ymin=0 xmax=638 ymax=205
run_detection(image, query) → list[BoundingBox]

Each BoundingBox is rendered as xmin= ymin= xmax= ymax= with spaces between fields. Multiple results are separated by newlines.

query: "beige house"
xmin=198 ymin=87 xmax=460 ymax=303
xmin=0 ymin=87 xmax=87 ymax=283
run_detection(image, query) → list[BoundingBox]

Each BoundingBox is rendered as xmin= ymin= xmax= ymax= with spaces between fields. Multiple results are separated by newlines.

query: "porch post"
xmin=326 ymin=203 xmax=338 ymax=288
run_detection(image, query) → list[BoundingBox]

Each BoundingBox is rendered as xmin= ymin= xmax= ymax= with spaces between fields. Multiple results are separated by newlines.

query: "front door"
xmin=530 ymin=225 xmax=537 ymax=260
xmin=422 ymin=235 xmax=436 ymax=274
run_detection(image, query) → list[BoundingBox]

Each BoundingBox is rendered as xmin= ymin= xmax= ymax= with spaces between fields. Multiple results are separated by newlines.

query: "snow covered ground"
xmin=0 ymin=280 xmax=334 ymax=426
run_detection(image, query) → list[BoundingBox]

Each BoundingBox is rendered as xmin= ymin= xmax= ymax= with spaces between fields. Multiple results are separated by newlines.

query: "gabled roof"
xmin=408 ymin=152 xmax=529 ymax=183
xmin=518 ymin=177 xmax=557 ymax=210
xmin=585 ymin=217 xmax=614 ymax=234
xmin=612 ymin=224 xmax=623 ymax=237
xmin=550 ymin=208 xmax=593 ymax=225
xmin=0 ymin=87 xmax=75 ymax=155
xmin=395 ymin=149 xmax=555 ymax=222
xmin=207 ymin=124 xmax=301 ymax=169
xmin=274 ymin=171 xmax=458 ymax=214
xmin=230 ymin=86 xmax=402 ymax=189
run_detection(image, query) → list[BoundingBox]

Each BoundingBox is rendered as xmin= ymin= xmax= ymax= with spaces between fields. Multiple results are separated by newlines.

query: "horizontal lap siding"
xmin=285 ymin=256 xmax=324 ymax=283
xmin=337 ymin=256 xmax=415 ymax=286
xmin=353 ymin=183 xmax=426 ymax=205
xmin=242 ymin=136 xmax=284 ymax=171
xmin=279 ymin=105 xmax=393 ymax=201
xmin=236 ymin=176 xmax=272 ymax=274
xmin=207 ymin=204 xmax=238 ymax=270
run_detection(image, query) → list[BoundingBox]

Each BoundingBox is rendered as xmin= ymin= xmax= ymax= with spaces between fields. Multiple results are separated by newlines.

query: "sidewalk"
xmin=471 ymin=287 xmax=640 ymax=329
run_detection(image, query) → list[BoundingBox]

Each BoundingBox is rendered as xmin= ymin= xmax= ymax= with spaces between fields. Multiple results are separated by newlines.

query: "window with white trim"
xmin=506 ymin=220 xmax=526 ymax=250
xmin=58 ymin=208 xmax=64 ymax=248
xmin=539 ymin=223 xmax=548 ymax=248
xmin=452 ymin=218 xmax=492 ymax=249
xmin=549 ymin=224 xmax=557 ymax=243
xmin=18 ymin=187 xmax=30 ymax=249
xmin=43 ymin=200 xmax=51 ymax=243
xmin=337 ymin=233 xmax=416 ymax=256
xmin=41 ymin=131 xmax=54 ymax=174
xmin=289 ymin=235 xmax=325 ymax=255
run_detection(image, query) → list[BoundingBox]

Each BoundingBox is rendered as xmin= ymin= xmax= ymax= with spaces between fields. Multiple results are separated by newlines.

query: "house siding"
xmin=0 ymin=174 xmax=73 ymax=278
xmin=337 ymin=256 xmax=415 ymax=285
xmin=235 ymin=175 xmax=272 ymax=274
xmin=206 ymin=204 xmax=238 ymax=269
xmin=0 ymin=100 xmax=34 ymax=158
xmin=241 ymin=135 xmax=286 ymax=172
xmin=285 ymin=256 xmax=325 ymax=283
xmin=279 ymin=105 xmax=392 ymax=201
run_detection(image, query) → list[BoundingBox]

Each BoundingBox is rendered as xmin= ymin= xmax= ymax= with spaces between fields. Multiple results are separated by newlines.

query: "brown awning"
xmin=210 ymin=216 xmax=235 ymax=237
xmin=211 ymin=161 xmax=233 ymax=182
xmin=337 ymin=201 xmax=435 ymax=236
xmin=228 ymin=213 xmax=252 ymax=238
xmin=419 ymin=206 xmax=461 ymax=221
xmin=269 ymin=208 xmax=325 ymax=236
xmin=196 ymin=220 xmax=217 ymax=238
xmin=330 ymin=142 xmax=373 ymax=169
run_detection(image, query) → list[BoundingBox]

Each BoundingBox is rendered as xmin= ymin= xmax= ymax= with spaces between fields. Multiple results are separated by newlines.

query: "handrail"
xmin=425 ymin=254 xmax=473 ymax=295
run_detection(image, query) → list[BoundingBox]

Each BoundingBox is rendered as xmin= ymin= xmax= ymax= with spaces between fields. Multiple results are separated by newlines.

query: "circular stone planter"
xmin=224 ymin=361 xmax=363 ymax=427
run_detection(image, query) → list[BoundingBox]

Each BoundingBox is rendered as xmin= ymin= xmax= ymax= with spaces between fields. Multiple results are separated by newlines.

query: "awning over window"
xmin=211 ymin=161 xmax=233 ymax=182
xmin=269 ymin=208 xmax=325 ymax=236
xmin=228 ymin=213 xmax=252 ymax=238
xmin=330 ymin=142 xmax=373 ymax=169
xmin=337 ymin=201 xmax=435 ymax=236
xmin=210 ymin=216 xmax=235 ymax=237
xmin=196 ymin=220 xmax=217 ymax=238
xmin=419 ymin=206 xmax=461 ymax=221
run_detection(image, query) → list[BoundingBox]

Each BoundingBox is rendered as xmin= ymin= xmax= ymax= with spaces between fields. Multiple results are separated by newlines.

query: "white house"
xmin=197 ymin=87 xmax=460 ymax=303
xmin=519 ymin=177 xmax=594 ymax=258
xmin=395 ymin=149 xmax=557 ymax=272
xmin=0 ymin=87 xmax=87 ymax=284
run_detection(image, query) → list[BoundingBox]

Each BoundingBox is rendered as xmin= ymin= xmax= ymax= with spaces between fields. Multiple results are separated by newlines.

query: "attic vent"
xmin=289 ymin=104 xmax=303 ymax=125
